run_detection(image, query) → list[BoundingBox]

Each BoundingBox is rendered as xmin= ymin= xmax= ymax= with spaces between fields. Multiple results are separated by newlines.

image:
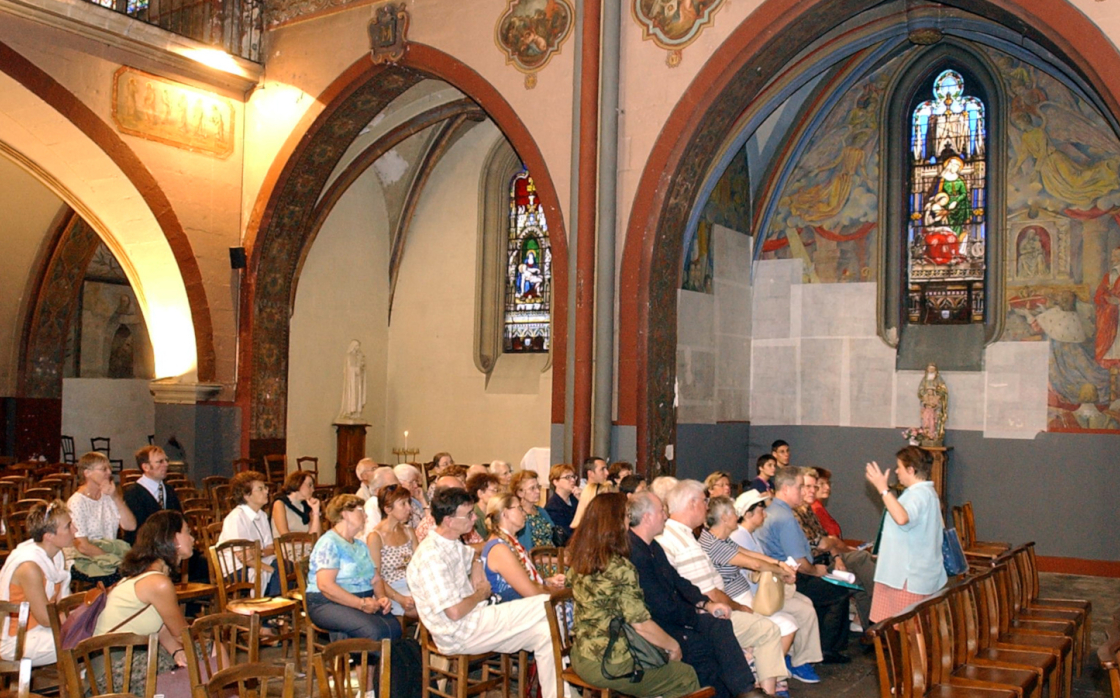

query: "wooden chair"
xmin=204 ymin=661 xmax=295 ymax=698
xmin=945 ymin=574 xmax=1060 ymax=698
xmin=208 ymin=540 xmax=301 ymax=672
xmin=529 ymin=546 xmax=565 ymax=579
xmin=293 ymin=554 xmax=331 ymax=695
xmin=314 ymin=638 xmax=390 ymax=698
xmin=203 ymin=476 xmax=230 ymax=496
xmin=59 ymin=436 xmax=76 ymax=465
xmin=89 ymin=437 xmax=124 ymax=472
xmin=295 ymin=456 xmax=319 ymax=480
xmin=176 ymin=556 xmax=218 ymax=612
xmin=60 ymin=632 xmax=158 ymax=698
xmin=182 ymin=612 xmax=260 ymax=698
xmin=261 ymin=455 xmax=286 ymax=486
xmin=1097 ymin=613 xmax=1120 ymax=698
xmin=1013 ymin=544 xmax=1090 ymax=674
xmin=20 ymin=488 xmax=57 ymax=503
xmin=211 ymin=485 xmax=233 ymax=518
xmin=419 ymin=623 xmax=510 ymax=698
xmin=274 ymin=532 xmax=317 ymax=601
xmin=0 ymin=602 xmax=29 ymax=691
xmin=545 ymin=589 xmax=603 ymax=698
xmin=953 ymin=506 xmax=1007 ymax=562
xmin=47 ymin=594 xmax=90 ymax=655
xmin=180 ymin=497 xmax=209 ymax=513
xmin=868 ymin=604 xmax=1017 ymax=698
xmin=997 ymin=557 xmax=1079 ymax=666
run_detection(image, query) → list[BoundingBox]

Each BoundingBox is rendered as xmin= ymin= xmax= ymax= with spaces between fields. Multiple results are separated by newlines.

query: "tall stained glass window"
xmin=504 ymin=169 xmax=551 ymax=352
xmin=907 ymin=69 xmax=987 ymax=324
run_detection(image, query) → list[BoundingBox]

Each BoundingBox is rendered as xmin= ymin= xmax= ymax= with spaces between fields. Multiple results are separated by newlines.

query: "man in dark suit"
xmin=122 ymin=445 xmax=181 ymax=544
xmin=628 ymin=491 xmax=765 ymax=698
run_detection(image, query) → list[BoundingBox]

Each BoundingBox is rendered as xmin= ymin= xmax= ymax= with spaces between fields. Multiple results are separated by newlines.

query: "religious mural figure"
xmin=633 ymin=0 xmax=725 ymax=64
xmin=1095 ymin=246 xmax=1120 ymax=368
xmin=338 ymin=340 xmax=367 ymax=423
xmin=1016 ymin=227 xmax=1049 ymax=279
xmin=504 ymin=170 xmax=551 ymax=352
xmin=918 ymin=364 xmax=948 ymax=446
xmin=1016 ymin=290 xmax=1110 ymax=406
xmin=495 ymin=0 xmax=573 ymax=87
xmin=515 ymin=246 xmax=544 ymax=299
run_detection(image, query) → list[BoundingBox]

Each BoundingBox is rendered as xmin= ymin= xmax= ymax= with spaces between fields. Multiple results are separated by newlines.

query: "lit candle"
xmin=404 ymin=430 xmax=409 ymax=451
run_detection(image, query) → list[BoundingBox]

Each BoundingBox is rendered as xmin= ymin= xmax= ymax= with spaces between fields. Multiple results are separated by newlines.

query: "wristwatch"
xmin=880 ymin=488 xmax=890 ymax=497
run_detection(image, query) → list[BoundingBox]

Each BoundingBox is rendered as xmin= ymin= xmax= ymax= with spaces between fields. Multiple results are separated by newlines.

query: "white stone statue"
xmin=338 ymin=340 xmax=366 ymax=423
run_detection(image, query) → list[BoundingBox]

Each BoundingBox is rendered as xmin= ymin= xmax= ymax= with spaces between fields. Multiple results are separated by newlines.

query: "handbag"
xmin=749 ymin=569 xmax=785 ymax=616
xmin=59 ymin=581 xmax=152 ymax=650
xmin=942 ymin=527 xmax=969 ymax=576
xmin=601 ymin=617 xmax=668 ymax=683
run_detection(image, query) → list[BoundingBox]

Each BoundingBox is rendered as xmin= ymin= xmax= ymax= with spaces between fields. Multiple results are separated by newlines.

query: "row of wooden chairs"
xmin=1098 ymin=607 xmax=1120 ymax=698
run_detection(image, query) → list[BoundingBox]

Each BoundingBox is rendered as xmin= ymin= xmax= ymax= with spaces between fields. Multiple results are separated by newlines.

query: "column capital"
xmin=149 ymin=378 xmax=222 ymax=405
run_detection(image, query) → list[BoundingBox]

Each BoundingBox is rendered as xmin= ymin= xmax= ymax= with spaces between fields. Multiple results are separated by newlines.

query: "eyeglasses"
xmin=450 ymin=510 xmax=477 ymax=520
xmin=559 ymin=475 xmax=577 ymax=481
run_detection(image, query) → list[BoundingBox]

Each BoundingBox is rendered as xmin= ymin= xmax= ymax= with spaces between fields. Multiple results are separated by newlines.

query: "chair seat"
xmin=227 ymin=597 xmax=299 ymax=616
xmin=928 ymin=686 xmax=1017 ymax=698
xmin=176 ymin=582 xmax=218 ymax=601
xmin=951 ymin=664 xmax=1039 ymax=696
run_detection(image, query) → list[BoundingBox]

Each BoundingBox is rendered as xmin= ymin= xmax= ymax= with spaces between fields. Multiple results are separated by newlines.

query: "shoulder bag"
xmin=601 ymin=616 xmax=668 ymax=683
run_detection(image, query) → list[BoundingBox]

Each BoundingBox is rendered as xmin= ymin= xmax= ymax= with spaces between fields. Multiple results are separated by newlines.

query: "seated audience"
xmin=355 ymin=458 xmax=378 ymax=501
xmin=488 ymin=460 xmax=513 ymax=490
xmin=627 ymin=491 xmax=764 ymax=698
xmin=705 ymin=471 xmax=732 ymax=499
xmin=607 ymin=461 xmax=633 ymax=488
xmin=362 ymin=466 xmax=400 ymax=536
xmin=367 ymin=485 xmax=418 ymax=618
xmin=406 ymin=488 xmax=563 ymax=698
xmin=465 ymin=472 xmax=501 ymax=541
xmin=415 ymin=475 xmax=466 ymax=543
xmin=123 ymin=446 xmax=180 ymax=545
xmin=393 ymin=463 xmax=426 ymax=528
xmin=749 ymin=454 xmax=777 ymax=495
xmin=68 ymin=452 xmax=137 ymax=585
xmin=481 ymin=494 xmax=564 ymax=603
xmin=650 ymin=476 xmax=678 ymax=503
xmin=864 ymin=447 xmax=947 ymax=623
xmin=567 ymin=492 xmax=701 ymax=698
xmin=95 ymin=510 xmax=194 ymax=685
xmin=656 ymin=480 xmax=786 ymax=696
xmin=709 ymin=493 xmax=824 ymax=681
xmin=510 ymin=470 xmax=554 ymax=550
xmin=272 ymin=470 xmax=322 ymax=536
xmin=755 ymin=466 xmax=852 ymax=664
xmin=0 ymin=500 xmax=73 ymax=666
xmin=306 ymin=494 xmax=402 ymax=641
xmin=772 ymin=441 xmax=792 ymax=467
xmin=218 ymin=470 xmax=280 ymax=597
xmin=570 ymin=456 xmax=611 ymax=528
xmin=810 ymin=468 xmax=842 ymax=538
xmin=794 ymin=468 xmax=875 ymax=631
xmin=544 ymin=463 xmax=579 ymax=541
xmin=618 ymin=474 xmax=647 ymax=496
xmin=430 ymin=452 xmax=454 ymax=473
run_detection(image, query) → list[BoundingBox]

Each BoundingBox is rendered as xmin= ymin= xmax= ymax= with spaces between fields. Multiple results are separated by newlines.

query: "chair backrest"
xmin=183 ymin=612 xmax=261 ymax=698
xmin=5 ymin=508 xmax=42 ymax=550
xmin=209 ymin=539 xmax=264 ymax=609
xmin=89 ymin=437 xmax=112 ymax=457
xmin=295 ymin=456 xmax=319 ymax=478
xmin=545 ymin=588 xmax=574 ymax=698
xmin=212 ymin=485 xmax=233 ymax=516
xmin=21 ymin=487 xmax=57 ymax=502
xmin=961 ymin=501 xmax=980 ymax=545
xmin=262 ymin=455 xmax=286 ymax=483
xmin=47 ymin=595 xmax=88 ymax=655
xmin=529 ymin=546 xmax=564 ymax=579
xmin=61 ymin=631 xmax=158 ymax=697
xmin=9 ymin=499 xmax=48 ymax=516
xmin=0 ymin=601 xmax=30 ymax=677
xmin=203 ymin=476 xmax=230 ymax=495
xmin=60 ymin=436 xmax=76 ymax=464
xmin=180 ymin=497 xmax=210 ymax=513
xmin=206 ymin=661 xmax=295 ymax=698
xmin=292 ymin=555 xmax=314 ymax=619
xmin=313 ymin=637 xmax=391 ymax=698
xmin=274 ymin=532 xmax=317 ymax=599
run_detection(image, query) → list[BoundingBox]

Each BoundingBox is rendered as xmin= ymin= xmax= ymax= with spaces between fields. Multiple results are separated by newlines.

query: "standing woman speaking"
xmin=864 ymin=446 xmax=947 ymax=623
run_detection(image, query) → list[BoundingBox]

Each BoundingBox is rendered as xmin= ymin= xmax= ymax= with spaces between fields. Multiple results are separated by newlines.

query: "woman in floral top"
xmin=567 ymin=493 xmax=699 ymax=698
xmin=510 ymin=471 xmax=554 ymax=551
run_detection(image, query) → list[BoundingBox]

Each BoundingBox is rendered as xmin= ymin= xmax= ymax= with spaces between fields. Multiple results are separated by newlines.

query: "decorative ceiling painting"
xmin=633 ymin=0 xmax=726 ymax=66
xmin=495 ymin=0 xmax=574 ymax=89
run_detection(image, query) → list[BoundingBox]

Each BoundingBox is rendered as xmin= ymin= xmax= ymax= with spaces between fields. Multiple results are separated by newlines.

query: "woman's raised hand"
xmin=864 ymin=461 xmax=889 ymax=491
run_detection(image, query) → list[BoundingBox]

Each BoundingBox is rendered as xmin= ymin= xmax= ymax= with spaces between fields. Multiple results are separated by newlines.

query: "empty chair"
xmin=59 ymin=437 xmax=75 ymax=466
xmin=59 ymin=632 xmax=158 ymax=698
xmin=314 ymin=637 xmax=391 ymax=698
xmin=88 ymin=438 xmax=123 ymax=472
xmin=181 ymin=612 xmax=260 ymax=698
xmin=204 ymin=661 xmax=295 ymax=698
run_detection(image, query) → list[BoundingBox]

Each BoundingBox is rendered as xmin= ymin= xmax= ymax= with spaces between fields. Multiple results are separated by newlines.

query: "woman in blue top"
xmin=480 ymin=493 xmax=565 ymax=603
xmin=305 ymin=494 xmax=402 ymax=641
xmin=510 ymin=470 xmax=555 ymax=551
xmin=864 ymin=446 xmax=947 ymax=623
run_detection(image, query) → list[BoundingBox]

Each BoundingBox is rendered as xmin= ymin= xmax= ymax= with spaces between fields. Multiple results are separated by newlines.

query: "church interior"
xmin=0 ymin=0 xmax=1118 ymax=606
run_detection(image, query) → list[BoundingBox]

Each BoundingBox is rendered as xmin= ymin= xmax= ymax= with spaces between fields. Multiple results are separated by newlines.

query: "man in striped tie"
xmin=122 ymin=445 xmax=181 ymax=544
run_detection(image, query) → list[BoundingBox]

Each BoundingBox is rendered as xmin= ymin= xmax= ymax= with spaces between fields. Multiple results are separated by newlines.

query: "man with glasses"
xmin=407 ymin=487 xmax=565 ymax=698
xmin=123 ymin=445 xmax=180 ymax=545
xmin=544 ymin=464 xmax=579 ymax=541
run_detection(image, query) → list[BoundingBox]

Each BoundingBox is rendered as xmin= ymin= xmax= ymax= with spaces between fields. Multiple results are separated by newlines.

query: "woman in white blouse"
xmin=218 ymin=470 xmax=281 ymax=597
xmin=67 ymin=452 xmax=136 ymax=584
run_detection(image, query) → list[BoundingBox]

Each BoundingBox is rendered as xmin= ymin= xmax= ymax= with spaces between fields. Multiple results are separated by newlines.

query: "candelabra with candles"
xmin=392 ymin=430 xmax=419 ymax=464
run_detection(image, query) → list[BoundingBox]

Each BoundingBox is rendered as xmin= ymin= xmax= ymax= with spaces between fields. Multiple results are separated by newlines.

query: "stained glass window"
xmin=504 ymin=169 xmax=551 ymax=352
xmin=907 ymin=69 xmax=987 ymax=324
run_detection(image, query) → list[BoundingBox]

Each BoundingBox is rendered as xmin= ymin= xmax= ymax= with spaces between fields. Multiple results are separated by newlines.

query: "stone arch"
xmin=0 ymin=40 xmax=215 ymax=384
xmin=241 ymin=44 xmax=568 ymax=453
xmin=618 ymin=0 xmax=1120 ymax=473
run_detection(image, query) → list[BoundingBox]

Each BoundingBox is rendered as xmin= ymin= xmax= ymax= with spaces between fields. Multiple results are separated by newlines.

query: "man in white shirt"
xmin=657 ymin=479 xmax=787 ymax=695
xmin=122 ymin=446 xmax=178 ymax=545
xmin=362 ymin=466 xmax=400 ymax=536
xmin=407 ymin=487 xmax=563 ymax=698
xmin=355 ymin=458 xmax=378 ymax=501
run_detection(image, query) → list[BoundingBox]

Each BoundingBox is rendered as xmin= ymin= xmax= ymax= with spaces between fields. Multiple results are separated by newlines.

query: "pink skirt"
xmin=869 ymin=581 xmax=931 ymax=624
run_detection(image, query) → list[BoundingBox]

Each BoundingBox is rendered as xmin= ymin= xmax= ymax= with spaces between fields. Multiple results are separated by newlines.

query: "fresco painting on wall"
xmin=990 ymin=47 xmax=1120 ymax=432
xmin=761 ymin=64 xmax=895 ymax=283
xmin=682 ymin=147 xmax=750 ymax=293
xmin=632 ymin=0 xmax=725 ymax=65
xmin=78 ymin=281 xmax=155 ymax=380
xmin=495 ymin=0 xmax=574 ymax=88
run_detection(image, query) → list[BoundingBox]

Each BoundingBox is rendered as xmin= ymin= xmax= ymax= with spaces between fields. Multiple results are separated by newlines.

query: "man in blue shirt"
xmin=755 ymin=467 xmax=853 ymax=664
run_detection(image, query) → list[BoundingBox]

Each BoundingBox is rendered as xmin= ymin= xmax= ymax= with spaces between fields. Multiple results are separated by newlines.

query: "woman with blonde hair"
xmin=480 ymin=494 xmax=564 ymax=603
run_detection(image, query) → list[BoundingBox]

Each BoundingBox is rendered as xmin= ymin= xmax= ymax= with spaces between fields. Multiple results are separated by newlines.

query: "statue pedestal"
xmin=334 ymin=423 xmax=369 ymax=491
xmin=921 ymin=445 xmax=951 ymax=514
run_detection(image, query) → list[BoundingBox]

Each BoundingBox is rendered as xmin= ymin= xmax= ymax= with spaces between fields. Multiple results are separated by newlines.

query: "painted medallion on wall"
xmin=633 ymin=0 xmax=726 ymax=66
xmin=495 ymin=0 xmax=573 ymax=89
xmin=111 ymin=67 xmax=235 ymax=158
xmin=369 ymin=2 xmax=409 ymax=65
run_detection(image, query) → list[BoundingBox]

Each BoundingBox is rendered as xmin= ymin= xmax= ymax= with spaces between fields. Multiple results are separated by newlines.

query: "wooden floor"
xmin=262 ymin=571 xmax=1120 ymax=698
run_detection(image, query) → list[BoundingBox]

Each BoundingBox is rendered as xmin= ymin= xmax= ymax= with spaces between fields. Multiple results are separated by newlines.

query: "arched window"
xmin=503 ymin=169 xmax=551 ymax=353
xmin=906 ymin=68 xmax=988 ymax=325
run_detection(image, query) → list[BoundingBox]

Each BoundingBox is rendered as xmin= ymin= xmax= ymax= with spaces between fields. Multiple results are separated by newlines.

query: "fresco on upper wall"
xmin=683 ymin=147 xmax=751 ymax=293
xmin=495 ymin=0 xmax=574 ymax=89
xmin=760 ymin=59 xmax=899 ymax=283
xmin=986 ymin=47 xmax=1120 ymax=432
xmin=633 ymin=0 xmax=725 ymax=66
